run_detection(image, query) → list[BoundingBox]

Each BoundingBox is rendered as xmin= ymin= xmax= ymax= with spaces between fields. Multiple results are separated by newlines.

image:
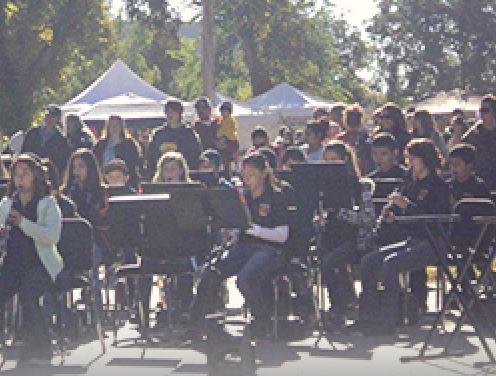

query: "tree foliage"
xmin=124 ymin=0 xmax=183 ymax=93
xmin=0 ymin=0 xmax=114 ymax=133
xmin=213 ymin=0 xmax=369 ymax=101
xmin=369 ymin=0 xmax=496 ymax=102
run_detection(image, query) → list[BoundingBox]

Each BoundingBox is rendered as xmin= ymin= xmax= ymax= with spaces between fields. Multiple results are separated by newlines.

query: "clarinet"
xmin=373 ymin=186 xmax=401 ymax=235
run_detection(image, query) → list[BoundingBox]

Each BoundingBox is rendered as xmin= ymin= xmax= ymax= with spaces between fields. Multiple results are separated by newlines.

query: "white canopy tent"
xmin=245 ymin=82 xmax=335 ymax=118
xmin=64 ymin=59 xmax=171 ymax=110
xmin=414 ymin=89 xmax=483 ymax=115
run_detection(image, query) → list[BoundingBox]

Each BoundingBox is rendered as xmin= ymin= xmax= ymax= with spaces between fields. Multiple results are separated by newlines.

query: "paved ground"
xmin=2 ymin=280 xmax=496 ymax=376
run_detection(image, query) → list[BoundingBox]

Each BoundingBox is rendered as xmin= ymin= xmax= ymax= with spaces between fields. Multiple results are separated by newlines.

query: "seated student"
xmin=320 ymin=141 xmax=375 ymax=331
xmin=61 ymin=149 xmax=110 ymax=315
xmin=367 ymin=133 xmax=426 ymax=308
xmin=42 ymin=158 xmax=78 ymax=218
xmin=198 ymin=149 xmax=232 ymax=188
xmin=258 ymin=147 xmax=316 ymax=326
xmin=102 ymin=159 xmax=140 ymax=322
xmin=352 ymin=138 xmax=450 ymax=336
xmin=151 ymin=152 xmax=201 ymax=327
xmin=188 ymin=152 xmax=290 ymax=338
xmin=367 ymin=133 xmax=409 ymax=179
xmin=302 ymin=120 xmax=328 ymax=161
xmin=103 ymin=158 xmax=136 ymax=192
xmin=0 ymin=154 xmax=62 ymax=365
xmin=448 ymin=143 xmax=490 ymax=204
xmin=246 ymin=126 xmax=271 ymax=155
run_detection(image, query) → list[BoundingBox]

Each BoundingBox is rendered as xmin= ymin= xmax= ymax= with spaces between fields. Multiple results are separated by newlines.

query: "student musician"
xmin=367 ymin=133 xmax=409 ymax=180
xmin=448 ymin=143 xmax=490 ymax=204
xmin=103 ymin=158 xmax=136 ymax=193
xmin=0 ymin=154 xmax=62 ymax=365
xmin=353 ymin=138 xmax=450 ymax=336
xmin=320 ymin=141 xmax=375 ymax=331
xmin=62 ymin=149 xmax=109 ymax=255
xmin=61 ymin=149 xmax=109 ymax=308
xmin=150 ymin=151 xmax=198 ymax=328
xmin=198 ymin=149 xmax=232 ymax=188
xmin=188 ymin=152 xmax=290 ymax=338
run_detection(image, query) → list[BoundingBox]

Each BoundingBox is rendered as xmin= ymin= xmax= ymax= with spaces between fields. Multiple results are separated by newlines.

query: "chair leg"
xmin=57 ymin=292 xmax=65 ymax=363
xmin=90 ymin=272 xmax=106 ymax=354
xmin=273 ymin=278 xmax=279 ymax=341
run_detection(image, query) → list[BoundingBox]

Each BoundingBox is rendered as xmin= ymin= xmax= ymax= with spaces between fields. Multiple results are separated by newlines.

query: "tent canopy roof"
xmin=65 ymin=59 xmax=169 ymax=106
xmin=245 ymin=82 xmax=334 ymax=112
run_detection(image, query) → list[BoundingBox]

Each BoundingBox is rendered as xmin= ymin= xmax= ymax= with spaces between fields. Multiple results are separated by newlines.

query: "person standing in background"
xmin=22 ymin=105 xmax=70 ymax=175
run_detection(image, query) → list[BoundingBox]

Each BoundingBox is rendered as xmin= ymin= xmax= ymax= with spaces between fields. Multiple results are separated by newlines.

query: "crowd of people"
xmin=1 ymin=92 xmax=496 ymax=364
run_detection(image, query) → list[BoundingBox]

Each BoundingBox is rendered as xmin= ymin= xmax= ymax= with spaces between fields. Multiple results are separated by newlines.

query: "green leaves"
xmin=369 ymin=0 xmax=496 ymax=102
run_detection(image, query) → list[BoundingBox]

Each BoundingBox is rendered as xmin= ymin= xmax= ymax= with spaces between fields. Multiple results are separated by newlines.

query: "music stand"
xmin=108 ymin=194 xmax=176 ymax=341
xmin=206 ymin=187 xmax=251 ymax=231
xmin=107 ymin=184 xmax=134 ymax=197
xmin=291 ymin=162 xmax=358 ymax=345
xmin=142 ymin=182 xmax=209 ymax=234
xmin=189 ymin=170 xmax=217 ymax=188
xmin=372 ymin=178 xmax=403 ymax=198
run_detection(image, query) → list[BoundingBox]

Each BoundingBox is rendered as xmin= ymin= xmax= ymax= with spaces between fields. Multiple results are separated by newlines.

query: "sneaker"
xmin=363 ymin=321 xmax=396 ymax=337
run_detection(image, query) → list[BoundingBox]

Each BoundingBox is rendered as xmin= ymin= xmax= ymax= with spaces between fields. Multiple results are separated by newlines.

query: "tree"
xmin=212 ymin=0 xmax=369 ymax=101
xmin=124 ymin=0 xmax=183 ymax=93
xmin=0 ymin=1 xmax=114 ymax=133
xmin=368 ymin=0 xmax=496 ymax=102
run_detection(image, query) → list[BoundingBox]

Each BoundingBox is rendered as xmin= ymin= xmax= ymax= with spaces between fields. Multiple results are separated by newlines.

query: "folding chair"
xmin=54 ymin=217 xmax=106 ymax=361
xmin=399 ymin=213 xmax=496 ymax=367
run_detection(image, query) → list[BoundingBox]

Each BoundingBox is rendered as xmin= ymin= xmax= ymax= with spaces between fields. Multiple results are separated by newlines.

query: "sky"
xmin=110 ymin=0 xmax=379 ymax=33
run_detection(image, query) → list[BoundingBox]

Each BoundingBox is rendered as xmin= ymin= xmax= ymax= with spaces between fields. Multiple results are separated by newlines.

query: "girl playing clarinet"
xmin=0 ymin=154 xmax=62 ymax=365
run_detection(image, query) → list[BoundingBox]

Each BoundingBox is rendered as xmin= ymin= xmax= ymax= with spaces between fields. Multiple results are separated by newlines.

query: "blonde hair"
xmin=152 ymin=151 xmax=191 ymax=183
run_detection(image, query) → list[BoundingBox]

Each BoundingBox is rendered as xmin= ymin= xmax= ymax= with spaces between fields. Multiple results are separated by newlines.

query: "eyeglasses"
xmin=480 ymin=107 xmax=492 ymax=114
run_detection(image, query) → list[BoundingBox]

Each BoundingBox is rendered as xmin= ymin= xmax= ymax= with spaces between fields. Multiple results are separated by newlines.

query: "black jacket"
xmin=22 ymin=126 xmax=71 ymax=175
xmin=392 ymin=173 xmax=451 ymax=239
xmin=147 ymin=123 xmax=203 ymax=176
xmin=68 ymin=128 xmax=96 ymax=153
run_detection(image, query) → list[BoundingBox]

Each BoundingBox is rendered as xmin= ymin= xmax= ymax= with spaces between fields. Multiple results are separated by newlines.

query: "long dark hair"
xmin=101 ymin=115 xmax=129 ymax=142
xmin=8 ymin=153 xmax=50 ymax=198
xmin=242 ymin=152 xmax=280 ymax=192
xmin=62 ymin=148 xmax=105 ymax=195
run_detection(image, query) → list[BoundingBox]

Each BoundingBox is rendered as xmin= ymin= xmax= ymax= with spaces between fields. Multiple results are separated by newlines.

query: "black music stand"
xmin=189 ymin=170 xmax=217 ymax=188
xmin=291 ymin=162 xmax=358 ymax=345
xmin=206 ymin=187 xmax=251 ymax=231
xmin=372 ymin=178 xmax=403 ymax=198
xmin=108 ymin=194 xmax=176 ymax=342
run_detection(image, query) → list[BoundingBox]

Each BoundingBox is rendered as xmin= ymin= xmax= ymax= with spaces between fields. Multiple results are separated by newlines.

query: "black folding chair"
xmin=398 ymin=213 xmax=496 ymax=367
xmin=54 ymin=217 xmax=105 ymax=361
